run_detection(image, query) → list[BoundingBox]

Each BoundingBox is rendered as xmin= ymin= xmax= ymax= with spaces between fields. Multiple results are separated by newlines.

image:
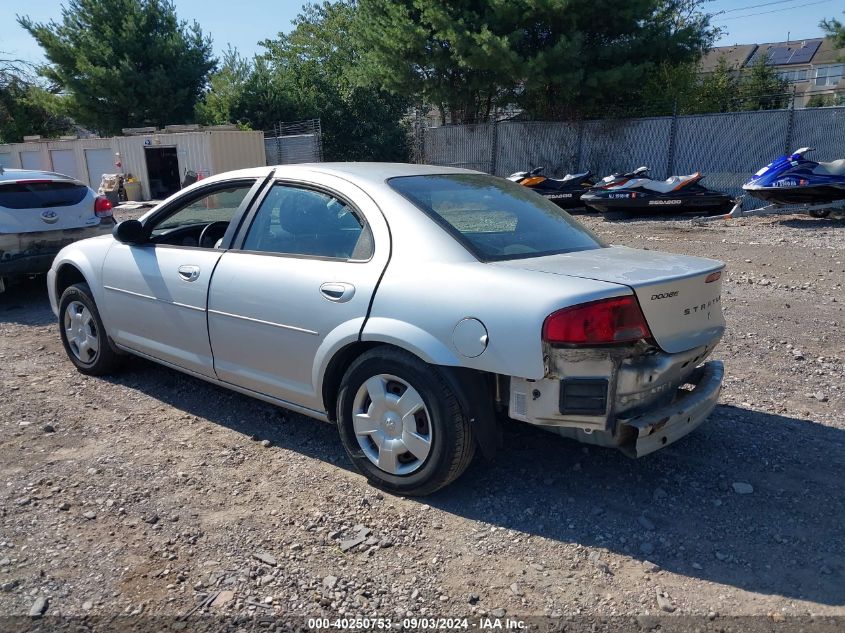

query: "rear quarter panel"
xmin=364 ymin=260 xmax=628 ymax=380
xmin=353 ymin=182 xmax=629 ymax=380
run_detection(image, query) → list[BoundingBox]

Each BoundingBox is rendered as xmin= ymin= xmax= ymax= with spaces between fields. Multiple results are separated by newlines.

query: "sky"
xmin=0 ymin=0 xmax=841 ymax=66
xmin=0 ymin=0 xmax=304 ymax=65
xmin=708 ymin=0 xmax=839 ymax=45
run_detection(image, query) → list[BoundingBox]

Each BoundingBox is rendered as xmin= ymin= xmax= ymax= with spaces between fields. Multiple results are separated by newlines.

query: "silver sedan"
xmin=48 ymin=163 xmax=725 ymax=495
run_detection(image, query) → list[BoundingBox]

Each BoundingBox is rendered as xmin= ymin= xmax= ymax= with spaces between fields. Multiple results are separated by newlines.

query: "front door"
xmin=207 ymin=177 xmax=389 ymax=412
xmin=101 ymin=180 xmax=257 ymax=376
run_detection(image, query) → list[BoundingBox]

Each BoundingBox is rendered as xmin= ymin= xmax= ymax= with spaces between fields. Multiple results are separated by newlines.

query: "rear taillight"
xmin=542 ymin=296 xmax=651 ymax=346
xmin=94 ymin=195 xmax=113 ymax=218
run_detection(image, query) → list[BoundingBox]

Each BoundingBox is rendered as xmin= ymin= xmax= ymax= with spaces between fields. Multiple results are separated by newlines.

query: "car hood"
xmin=495 ymin=246 xmax=726 ymax=353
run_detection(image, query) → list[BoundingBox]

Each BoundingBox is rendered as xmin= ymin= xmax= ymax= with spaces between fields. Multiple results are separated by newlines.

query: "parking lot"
xmin=1 ymin=212 xmax=843 ymax=623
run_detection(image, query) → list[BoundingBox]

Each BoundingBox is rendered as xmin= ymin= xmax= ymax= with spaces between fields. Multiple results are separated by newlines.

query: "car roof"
xmin=203 ymin=163 xmax=481 ymax=183
xmin=0 ymin=168 xmax=81 ymax=183
xmin=300 ymin=162 xmax=483 ymax=183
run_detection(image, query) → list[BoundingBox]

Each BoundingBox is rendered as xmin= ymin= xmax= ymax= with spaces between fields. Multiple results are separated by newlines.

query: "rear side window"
xmin=389 ymin=174 xmax=604 ymax=261
xmin=0 ymin=181 xmax=88 ymax=209
xmin=241 ymin=183 xmax=374 ymax=260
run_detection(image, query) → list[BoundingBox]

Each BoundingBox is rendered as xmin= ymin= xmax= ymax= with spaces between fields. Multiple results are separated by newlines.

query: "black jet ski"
xmin=581 ymin=168 xmax=734 ymax=215
xmin=507 ymin=167 xmax=595 ymax=208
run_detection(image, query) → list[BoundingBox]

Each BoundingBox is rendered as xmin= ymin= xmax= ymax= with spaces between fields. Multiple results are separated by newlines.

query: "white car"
xmin=0 ymin=167 xmax=114 ymax=292
xmin=48 ymin=163 xmax=725 ymax=495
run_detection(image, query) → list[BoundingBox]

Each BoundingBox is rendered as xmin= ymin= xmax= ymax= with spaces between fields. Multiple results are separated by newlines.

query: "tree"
xmin=195 ymin=47 xmax=252 ymax=128
xmin=197 ymin=1 xmax=409 ymax=160
xmin=261 ymin=1 xmax=410 ymax=160
xmin=806 ymin=93 xmax=845 ymax=107
xmin=354 ymin=0 xmax=718 ymax=123
xmin=692 ymin=56 xmax=741 ymax=113
xmin=739 ymin=54 xmax=789 ymax=110
xmin=641 ymin=61 xmax=702 ymax=116
xmin=19 ymin=0 xmax=216 ymax=135
xmin=820 ymin=12 xmax=845 ymax=52
xmin=0 ymin=54 xmax=73 ymax=143
xmin=354 ymin=1 xmax=511 ymax=124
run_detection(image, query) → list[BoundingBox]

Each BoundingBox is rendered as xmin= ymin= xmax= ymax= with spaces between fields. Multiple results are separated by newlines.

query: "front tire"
xmin=58 ymin=283 xmax=121 ymax=376
xmin=336 ymin=347 xmax=476 ymax=496
xmin=809 ymin=208 xmax=831 ymax=218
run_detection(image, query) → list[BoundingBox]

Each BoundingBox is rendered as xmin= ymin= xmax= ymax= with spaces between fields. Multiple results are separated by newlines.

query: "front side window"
xmin=150 ymin=185 xmax=253 ymax=238
xmin=241 ymin=183 xmax=373 ymax=260
xmin=389 ymin=174 xmax=604 ymax=261
xmin=147 ymin=183 xmax=255 ymax=248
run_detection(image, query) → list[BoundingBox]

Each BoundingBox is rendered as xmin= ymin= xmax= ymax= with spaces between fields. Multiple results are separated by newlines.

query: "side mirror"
xmin=113 ymin=219 xmax=146 ymax=245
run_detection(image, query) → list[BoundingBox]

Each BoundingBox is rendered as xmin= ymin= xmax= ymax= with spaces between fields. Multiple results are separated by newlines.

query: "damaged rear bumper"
xmin=617 ymin=360 xmax=723 ymax=457
xmin=508 ymin=341 xmax=724 ymax=456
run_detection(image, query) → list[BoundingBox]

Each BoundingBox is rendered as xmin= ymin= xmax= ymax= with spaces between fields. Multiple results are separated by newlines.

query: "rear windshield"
xmin=388 ymin=174 xmax=604 ymax=261
xmin=0 ymin=181 xmax=88 ymax=209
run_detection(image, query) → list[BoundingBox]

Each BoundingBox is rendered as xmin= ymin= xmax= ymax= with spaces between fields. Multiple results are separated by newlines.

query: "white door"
xmin=101 ymin=180 xmax=257 ymax=376
xmin=0 ymin=153 xmax=13 ymax=168
xmin=20 ymin=151 xmax=44 ymax=170
xmin=208 ymin=179 xmax=389 ymax=411
xmin=50 ymin=149 xmax=80 ymax=180
xmin=84 ymin=148 xmax=116 ymax=190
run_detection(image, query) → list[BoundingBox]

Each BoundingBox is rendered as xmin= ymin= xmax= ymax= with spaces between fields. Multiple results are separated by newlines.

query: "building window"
xmin=778 ymin=68 xmax=808 ymax=82
xmin=815 ymin=64 xmax=844 ymax=87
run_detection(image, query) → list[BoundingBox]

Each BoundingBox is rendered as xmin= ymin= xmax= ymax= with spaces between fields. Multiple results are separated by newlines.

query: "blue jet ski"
xmin=743 ymin=148 xmax=845 ymax=206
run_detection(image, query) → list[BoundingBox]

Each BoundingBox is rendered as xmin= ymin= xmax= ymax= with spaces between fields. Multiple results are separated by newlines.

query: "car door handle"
xmin=178 ymin=265 xmax=201 ymax=282
xmin=320 ymin=282 xmax=355 ymax=303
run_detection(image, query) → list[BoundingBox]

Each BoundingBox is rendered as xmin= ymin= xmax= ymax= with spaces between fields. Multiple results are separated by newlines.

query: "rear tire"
xmin=58 ymin=283 xmax=121 ymax=376
xmin=809 ymin=209 xmax=831 ymax=218
xmin=336 ymin=346 xmax=476 ymax=496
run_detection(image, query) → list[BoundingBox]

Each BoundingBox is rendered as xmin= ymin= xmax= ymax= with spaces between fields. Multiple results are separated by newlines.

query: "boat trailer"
xmin=695 ymin=196 xmax=844 ymax=224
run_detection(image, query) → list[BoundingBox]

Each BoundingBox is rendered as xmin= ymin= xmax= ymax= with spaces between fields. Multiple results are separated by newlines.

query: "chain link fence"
xmin=264 ymin=119 xmax=323 ymax=165
xmin=420 ymin=103 xmax=845 ymax=208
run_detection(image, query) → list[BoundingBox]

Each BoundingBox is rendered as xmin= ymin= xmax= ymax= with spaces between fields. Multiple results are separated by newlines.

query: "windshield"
xmin=388 ymin=174 xmax=604 ymax=261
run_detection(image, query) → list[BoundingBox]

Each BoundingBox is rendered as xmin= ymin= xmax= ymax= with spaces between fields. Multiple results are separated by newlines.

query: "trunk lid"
xmin=496 ymin=246 xmax=725 ymax=353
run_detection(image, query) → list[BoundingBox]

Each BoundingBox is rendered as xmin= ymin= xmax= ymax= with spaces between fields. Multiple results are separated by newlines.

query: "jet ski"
xmin=743 ymin=148 xmax=845 ymax=206
xmin=507 ymin=167 xmax=595 ymax=208
xmin=588 ymin=166 xmax=650 ymax=191
xmin=581 ymin=167 xmax=734 ymax=215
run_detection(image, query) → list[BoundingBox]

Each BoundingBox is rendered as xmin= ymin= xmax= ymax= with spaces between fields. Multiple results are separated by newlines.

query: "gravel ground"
xmin=0 ymin=210 xmax=843 ymax=628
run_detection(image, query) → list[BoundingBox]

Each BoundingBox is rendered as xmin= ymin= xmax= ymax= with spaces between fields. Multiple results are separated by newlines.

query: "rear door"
xmin=207 ymin=176 xmax=390 ymax=411
xmin=0 ymin=178 xmax=98 ymax=233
